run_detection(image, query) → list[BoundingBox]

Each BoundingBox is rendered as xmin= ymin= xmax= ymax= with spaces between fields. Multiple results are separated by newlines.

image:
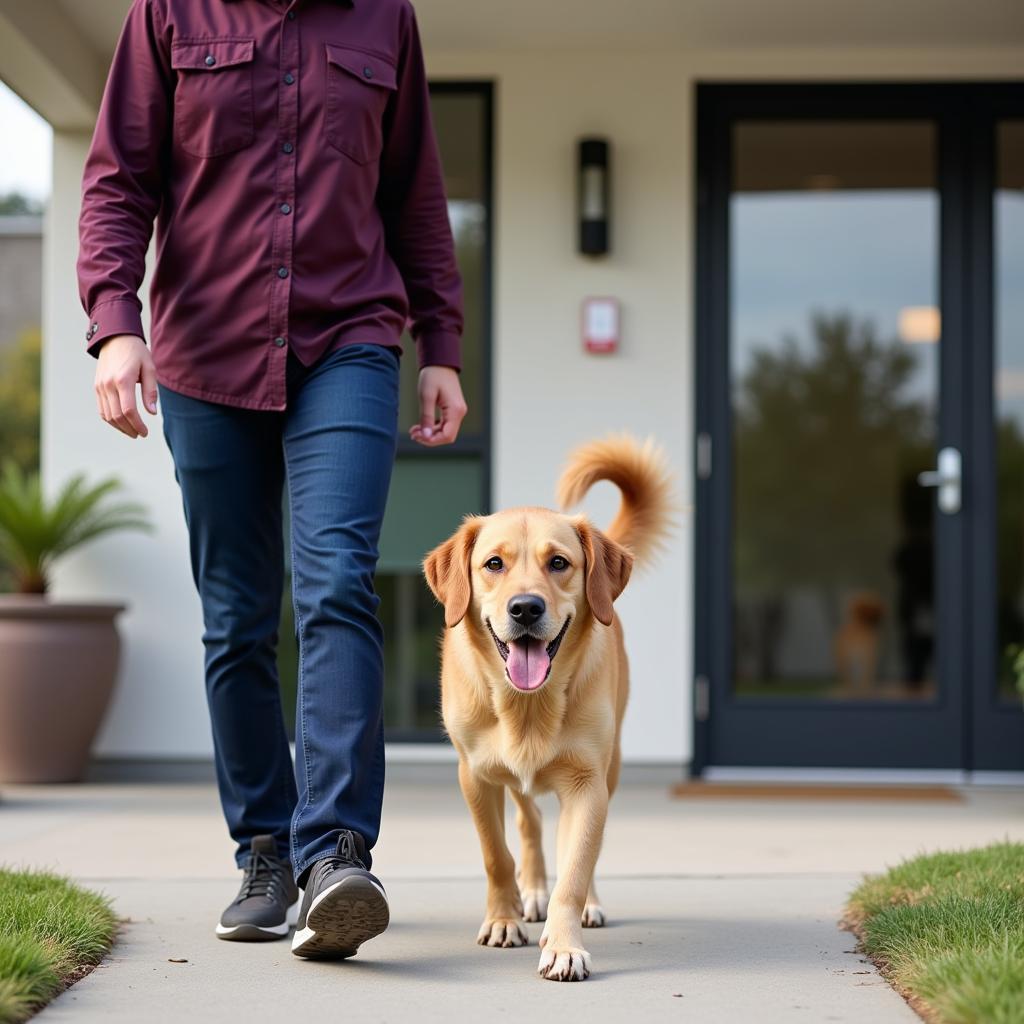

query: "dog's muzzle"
xmin=486 ymin=616 xmax=571 ymax=691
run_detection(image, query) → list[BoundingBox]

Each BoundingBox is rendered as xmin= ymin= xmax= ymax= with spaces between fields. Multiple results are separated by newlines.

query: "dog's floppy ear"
xmin=575 ymin=519 xmax=634 ymax=626
xmin=423 ymin=517 xmax=482 ymax=628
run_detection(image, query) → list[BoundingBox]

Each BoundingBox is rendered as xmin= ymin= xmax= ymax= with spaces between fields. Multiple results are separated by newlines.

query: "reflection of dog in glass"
xmin=834 ymin=593 xmax=886 ymax=695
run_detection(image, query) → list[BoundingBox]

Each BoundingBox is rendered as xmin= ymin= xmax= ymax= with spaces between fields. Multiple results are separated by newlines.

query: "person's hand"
xmin=94 ymin=334 xmax=158 ymax=439
xmin=410 ymin=366 xmax=467 ymax=447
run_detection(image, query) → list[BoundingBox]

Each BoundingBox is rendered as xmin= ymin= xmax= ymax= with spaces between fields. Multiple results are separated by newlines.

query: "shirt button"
xmin=273 ymin=336 xmax=287 ymax=348
xmin=204 ymin=55 xmax=216 ymax=66
xmin=277 ymin=266 xmax=289 ymax=279
xmin=279 ymin=203 xmax=292 ymax=214
xmin=282 ymin=142 xmax=294 ymax=154
xmin=284 ymin=73 xmax=295 ymax=85
xmin=362 ymin=66 xmax=373 ymax=79
xmin=287 ymin=9 xmax=296 ymax=18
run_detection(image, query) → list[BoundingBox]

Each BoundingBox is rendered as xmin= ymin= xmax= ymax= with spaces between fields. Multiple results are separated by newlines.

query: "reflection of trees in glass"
xmin=0 ymin=328 xmax=40 ymax=475
xmin=996 ymin=417 xmax=1024 ymax=695
xmin=734 ymin=312 xmax=933 ymax=684
xmin=0 ymin=192 xmax=44 ymax=216
xmin=0 ymin=328 xmax=41 ymax=592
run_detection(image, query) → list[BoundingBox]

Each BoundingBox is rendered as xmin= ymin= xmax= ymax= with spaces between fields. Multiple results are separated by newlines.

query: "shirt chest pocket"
xmin=171 ymin=38 xmax=256 ymax=159
xmin=324 ymin=44 xmax=397 ymax=165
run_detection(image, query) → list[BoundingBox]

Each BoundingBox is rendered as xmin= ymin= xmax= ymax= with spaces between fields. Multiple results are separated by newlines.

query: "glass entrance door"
xmin=730 ymin=119 xmax=940 ymax=706
xmin=695 ymin=85 xmax=1024 ymax=773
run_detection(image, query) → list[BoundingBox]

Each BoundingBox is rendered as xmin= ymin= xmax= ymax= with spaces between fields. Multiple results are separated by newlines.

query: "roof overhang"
xmin=1 ymin=0 xmax=1022 ymax=129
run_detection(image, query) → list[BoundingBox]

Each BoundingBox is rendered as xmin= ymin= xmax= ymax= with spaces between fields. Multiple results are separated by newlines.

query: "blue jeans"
xmin=158 ymin=342 xmax=400 ymax=884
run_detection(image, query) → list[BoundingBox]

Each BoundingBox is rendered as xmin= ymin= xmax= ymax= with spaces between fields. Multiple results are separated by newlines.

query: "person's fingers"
xmin=431 ymin=415 xmax=459 ymax=445
xmin=436 ymin=393 xmax=468 ymax=445
xmin=418 ymin=383 xmax=438 ymax=441
xmin=409 ymin=424 xmax=441 ymax=447
xmin=118 ymin=379 xmax=148 ymax=437
xmin=140 ymin=355 xmax=158 ymax=415
xmin=104 ymin=380 xmax=139 ymax=438
xmin=95 ymin=378 xmax=108 ymax=422
xmin=410 ymin=424 xmax=444 ymax=447
xmin=413 ymin=408 xmax=462 ymax=446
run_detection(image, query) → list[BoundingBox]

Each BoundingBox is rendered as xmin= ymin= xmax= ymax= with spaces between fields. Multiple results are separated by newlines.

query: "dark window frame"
xmin=392 ymin=80 xmax=495 ymax=516
xmin=384 ymin=79 xmax=494 ymax=742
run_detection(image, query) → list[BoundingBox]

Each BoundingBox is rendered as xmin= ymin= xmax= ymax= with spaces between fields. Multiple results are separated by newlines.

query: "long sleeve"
xmin=77 ymin=0 xmax=172 ymax=357
xmin=376 ymin=4 xmax=464 ymax=371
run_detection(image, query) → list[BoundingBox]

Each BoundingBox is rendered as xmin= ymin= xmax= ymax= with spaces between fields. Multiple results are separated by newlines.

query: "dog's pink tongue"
xmin=506 ymin=637 xmax=550 ymax=690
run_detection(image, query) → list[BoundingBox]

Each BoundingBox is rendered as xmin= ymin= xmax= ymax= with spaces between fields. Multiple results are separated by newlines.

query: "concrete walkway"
xmin=4 ymin=774 xmax=1024 ymax=1022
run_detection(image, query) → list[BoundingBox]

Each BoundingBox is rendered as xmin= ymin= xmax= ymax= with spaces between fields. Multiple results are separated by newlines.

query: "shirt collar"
xmin=220 ymin=1 xmax=354 ymax=5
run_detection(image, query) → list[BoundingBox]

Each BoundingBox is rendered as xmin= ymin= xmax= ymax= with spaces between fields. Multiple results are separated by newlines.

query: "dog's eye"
xmin=484 ymin=556 xmax=504 ymax=572
xmin=549 ymin=555 xmax=570 ymax=572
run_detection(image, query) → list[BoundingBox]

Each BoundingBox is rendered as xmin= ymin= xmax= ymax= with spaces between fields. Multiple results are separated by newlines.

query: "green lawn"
xmin=845 ymin=842 xmax=1024 ymax=1024
xmin=0 ymin=869 xmax=116 ymax=1024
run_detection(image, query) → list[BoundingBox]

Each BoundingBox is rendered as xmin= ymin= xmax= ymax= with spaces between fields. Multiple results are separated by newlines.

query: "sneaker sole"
xmin=291 ymin=876 xmax=389 ymax=960
xmin=215 ymin=900 xmax=299 ymax=942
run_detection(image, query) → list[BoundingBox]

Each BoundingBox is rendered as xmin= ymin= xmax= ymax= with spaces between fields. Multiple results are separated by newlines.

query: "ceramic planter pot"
xmin=0 ymin=595 xmax=125 ymax=783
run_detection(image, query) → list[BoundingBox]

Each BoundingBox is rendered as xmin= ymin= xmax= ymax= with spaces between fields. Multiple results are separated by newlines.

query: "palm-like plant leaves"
xmin=0 ymin=461 xmax=151 ymax=594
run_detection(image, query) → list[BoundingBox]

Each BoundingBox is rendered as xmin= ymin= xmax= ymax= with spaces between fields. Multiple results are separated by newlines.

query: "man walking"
xmin=78 ymin=0 xmax=465 ymax=959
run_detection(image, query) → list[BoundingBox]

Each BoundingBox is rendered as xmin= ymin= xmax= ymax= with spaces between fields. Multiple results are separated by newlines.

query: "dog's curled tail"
xmin=557 ymin=434 xmax=675 ymax=565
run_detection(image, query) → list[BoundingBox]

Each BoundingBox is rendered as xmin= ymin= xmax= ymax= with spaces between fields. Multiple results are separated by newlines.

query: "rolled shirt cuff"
xmin=415 ymin=330 xmax=462 ymax=372
xmin=85 ymin=298 xmax=146 ymax=358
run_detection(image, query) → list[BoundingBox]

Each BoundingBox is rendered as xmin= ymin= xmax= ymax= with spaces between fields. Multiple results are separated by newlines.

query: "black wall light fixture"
xmin=578 ymin=137 xmax=610 ymax=256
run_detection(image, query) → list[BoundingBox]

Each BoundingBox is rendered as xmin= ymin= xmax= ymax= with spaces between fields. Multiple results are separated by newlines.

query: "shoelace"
xmin=312 ymin=831 xmax=367 ymax=884
xmin=237 ymin=850 xmax=289 ymax=904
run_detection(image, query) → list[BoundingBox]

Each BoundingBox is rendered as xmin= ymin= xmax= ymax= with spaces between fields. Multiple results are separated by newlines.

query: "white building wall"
xmin=475 ymin=53 xmax=693 ymax=765
xmin=42 ymin=43 xmax=1024 ymax=765
xmin=43 ymin=130 xmax=211 ymax=758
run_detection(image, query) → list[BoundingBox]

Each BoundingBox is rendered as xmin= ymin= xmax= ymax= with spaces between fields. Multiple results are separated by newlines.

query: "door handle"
xmin=917 ymin=446 xmax=962 ymax=514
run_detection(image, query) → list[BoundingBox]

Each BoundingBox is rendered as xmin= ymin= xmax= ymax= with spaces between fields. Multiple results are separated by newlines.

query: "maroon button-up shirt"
xmin=78 ymin=0 xmax=463 ymax=410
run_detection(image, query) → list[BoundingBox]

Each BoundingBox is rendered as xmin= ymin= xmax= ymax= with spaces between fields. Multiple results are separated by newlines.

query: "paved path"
xmin=5 ymin=776 xmax=1024 ymax=1022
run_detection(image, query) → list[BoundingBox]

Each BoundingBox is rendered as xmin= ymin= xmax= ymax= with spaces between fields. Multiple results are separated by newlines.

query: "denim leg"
xmin=158 ymin=383 xmax=298 ymax=867
xmin=283 ymin=344 xmax=399 ymax=883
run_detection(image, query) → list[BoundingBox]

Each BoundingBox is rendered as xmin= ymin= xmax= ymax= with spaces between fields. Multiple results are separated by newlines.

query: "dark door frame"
xmin=693 ymin=82 xmax=1024 ymax=775
xmin=967 ymin=85 xmax=1024 ymax=770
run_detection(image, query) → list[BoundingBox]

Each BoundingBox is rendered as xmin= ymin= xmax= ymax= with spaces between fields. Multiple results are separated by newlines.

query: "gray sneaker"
xmin=290 ymin=830 xmax=389 ymax=959
xmin=216 ymin=835 xmax=299 ymax=942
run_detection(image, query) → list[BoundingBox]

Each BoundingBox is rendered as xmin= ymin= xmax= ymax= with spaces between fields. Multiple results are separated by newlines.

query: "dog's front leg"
xmin=458 ymin=761 xmax=528 ymax=948
xmin=538 ymin=778 xmax=609 ymax=981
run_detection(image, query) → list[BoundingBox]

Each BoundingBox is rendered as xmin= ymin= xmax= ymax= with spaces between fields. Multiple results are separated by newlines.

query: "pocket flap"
xmin=325 ymin=44 xmax=397 ymax=91
xmin=172 ymin=37 xmax=255 ymax=71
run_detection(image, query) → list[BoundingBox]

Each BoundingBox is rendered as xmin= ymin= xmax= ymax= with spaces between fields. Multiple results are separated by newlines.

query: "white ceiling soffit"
xmin=414 ymin=0 xmax=1024 ymax=52
xmin=0 ymin=0 xmax=107 ymax=129
xmin=45 ymin=0 xmax=1024 ymax=64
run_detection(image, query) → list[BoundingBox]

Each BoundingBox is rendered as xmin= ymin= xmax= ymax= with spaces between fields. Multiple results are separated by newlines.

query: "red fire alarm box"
xmin=582 ymin=297 xmax=619 ymax=354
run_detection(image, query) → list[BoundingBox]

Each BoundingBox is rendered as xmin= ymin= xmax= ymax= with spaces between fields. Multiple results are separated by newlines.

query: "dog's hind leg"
xmin=510 ymin=789 xmax=549 ymax=922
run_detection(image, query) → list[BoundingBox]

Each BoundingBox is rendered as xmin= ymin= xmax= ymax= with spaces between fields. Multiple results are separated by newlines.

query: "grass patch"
xmin=845 ymin=841 xmax=1024 ymax=1024
xmin=0 ymin=868 xmax=117 ymax=1024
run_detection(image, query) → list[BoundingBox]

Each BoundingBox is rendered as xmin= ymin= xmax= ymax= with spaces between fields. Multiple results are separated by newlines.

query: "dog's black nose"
xmin=508 ymin=593 xmax=545 ymax=626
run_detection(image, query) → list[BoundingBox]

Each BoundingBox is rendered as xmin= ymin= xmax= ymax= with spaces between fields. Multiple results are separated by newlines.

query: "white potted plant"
xmin=0 ymin=460 xmax=150 ymax=782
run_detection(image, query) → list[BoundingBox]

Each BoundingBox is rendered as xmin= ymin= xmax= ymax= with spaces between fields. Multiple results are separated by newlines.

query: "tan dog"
xmin=423 ymin=436 xmax=672 ymax=982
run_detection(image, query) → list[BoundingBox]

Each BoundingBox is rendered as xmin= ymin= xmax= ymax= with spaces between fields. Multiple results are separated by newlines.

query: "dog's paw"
xmin=521 ymin=887 xmax=549 ymax=922
xmin=581 ymin=902 xmax=606 ymax=928
xmin=477 ymin=918 xmax=529 ymax=948
xmin=537 ymin=945 xmax=592 ymax=981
